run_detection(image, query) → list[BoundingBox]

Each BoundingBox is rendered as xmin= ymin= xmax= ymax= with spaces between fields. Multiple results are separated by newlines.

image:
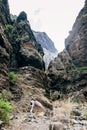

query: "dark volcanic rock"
xmin=17 ymin=11 xmax=27 ymax=23
xmin=19 ymin=66 xmax=50 ymax=97
xmin=47 ymin=50 xmax=75 ymax=99
xmin=0 ymin=25 xmax=11 ymax=92
xmin=47 ymin=49 xmax=87 ymax=101
xmin=65 ymin=1 xmax=87 ymax=67
xmin=18 ymin=43 xmax=45 ymax=70
xmin=10 ymin=12 xmax=45 ymax=70
xmin=0 ymin=0 xmax=12 ymax=92
xmin=0 ymin=0 xmax=11 ymax=25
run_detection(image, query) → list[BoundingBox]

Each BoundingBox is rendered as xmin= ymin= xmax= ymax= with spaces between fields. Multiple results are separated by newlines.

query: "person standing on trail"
xmin=30 ymin=99 xmax=35 ymax=113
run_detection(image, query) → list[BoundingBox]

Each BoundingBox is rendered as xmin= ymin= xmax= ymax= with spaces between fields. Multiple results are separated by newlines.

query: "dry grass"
xmin=53 ymin=98 xmax=76 ymax=116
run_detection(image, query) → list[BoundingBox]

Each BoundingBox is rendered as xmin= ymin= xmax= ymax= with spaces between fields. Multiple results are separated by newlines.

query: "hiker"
xmin=30 ymin=99 xmax=35 ymax=113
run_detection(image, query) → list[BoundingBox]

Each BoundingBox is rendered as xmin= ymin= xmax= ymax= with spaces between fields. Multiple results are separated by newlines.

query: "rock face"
xmin=33 ymin=31 xmax=57 ymax=53
xmin=65 ymin=1 xmax=87 ymax=67
xmin=0 ymin=0 xmax=11 ymax=25
xmin=47 ymin=50 xmax=76 ymax=100
xmin=47 ymin=49 xmax=87 ymax=101
xmin=9 ymin=11 xmax=45 ymax=70
xmin=0 ymin=0 xmax=11 ymax=92
xmin=33 ymin=31 xmax=58 ymax=67
xmin=0 ymin=26 xmax=11 ymax=92
xmin=0 ymin=0 xmax=87 ymax=106
xmin=0 ymin=1 xmax=46 ymax=100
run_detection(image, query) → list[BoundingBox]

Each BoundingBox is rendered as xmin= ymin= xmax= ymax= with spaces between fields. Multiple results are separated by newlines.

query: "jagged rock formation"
xmin=33 ymin=31 xmax=58 ymax=67
xmin=0 ymin=1 xmax=87 ymax=129
xmin=10 ymin=11 xmax=45 ymax=70
xmin=47 ymin=49 xmax=87 ymax=101
xmin=47 ymin=50 xmax=75 ymax=100
xmin=0 ymin=0 xmax=11 ymax=92
xmin=65 ymin=1 xmax=87 ymax=67
xmin=0 ymin=0 xmax=87 ymax=105
xmin=0 ymin=25 xmax=11 ymax=92
xmin=33 ymin=31 xmax=57 ymax=53
xmin=0 ymin=0 xmax=46 ymax=101
xmin=0 ymin=0 xmax=11 ymax=25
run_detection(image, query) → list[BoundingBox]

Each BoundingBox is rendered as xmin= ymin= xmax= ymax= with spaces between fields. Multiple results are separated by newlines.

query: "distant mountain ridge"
xmin=33 ymin=31 xmax=57 ymax=53
xmin=33 ymin=31 xmax=58 ymax=67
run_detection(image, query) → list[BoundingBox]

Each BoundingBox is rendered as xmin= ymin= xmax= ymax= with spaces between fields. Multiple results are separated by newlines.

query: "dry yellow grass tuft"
xmin=53 ymin=98 xmax=75 ymax=116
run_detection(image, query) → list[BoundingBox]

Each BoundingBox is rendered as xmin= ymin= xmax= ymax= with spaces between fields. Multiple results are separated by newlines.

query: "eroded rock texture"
xmin=0 ymin=0 xmax=11 ymax=25
xmin=65 ymin=1 xmax=87 ymax=67
xmin=47 ymin=49 xmax=87 ymax=101
xmin=0 ymin=0 xmax=11 ymax=92
xmin=10 ymin=11 xmax=45 ymax=70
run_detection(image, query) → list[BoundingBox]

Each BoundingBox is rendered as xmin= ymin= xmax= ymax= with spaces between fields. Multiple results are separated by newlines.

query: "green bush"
xmin=72 ymin=98 xmax=81 ymax=104
xmin=5 ymin=24 xmax=14 ymax=42
xmin=5 ymin=24 xmax=13 ymax=33
xmin=9 ymin=72 xmax=18 ymax=85
xmin=0 ymin=99 xmax=12 ymax=123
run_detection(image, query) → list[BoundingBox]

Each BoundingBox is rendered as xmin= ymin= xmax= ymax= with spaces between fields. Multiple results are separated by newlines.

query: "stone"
xmin=72 ymin=109 xmax=82 ymax=116
xmin=35 ymin=97 xmax=53 ymax=110
xmin=33 ymin=100 xmax=46 ymax=116
xmin=49 ymin=122 xmax=65 ymax=130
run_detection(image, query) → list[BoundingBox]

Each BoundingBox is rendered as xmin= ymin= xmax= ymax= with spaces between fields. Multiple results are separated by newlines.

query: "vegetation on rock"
xmin=9 ymin=72 xmax=18 ymax=85
xmin=0 ymin=99 xmax=12 ymax=123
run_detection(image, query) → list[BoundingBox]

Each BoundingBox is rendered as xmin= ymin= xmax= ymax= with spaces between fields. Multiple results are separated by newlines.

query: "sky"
xmin=8 ymin=0 xmax=84 ymax=52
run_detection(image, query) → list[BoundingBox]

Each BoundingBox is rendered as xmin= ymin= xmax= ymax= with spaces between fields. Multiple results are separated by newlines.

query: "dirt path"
xmin=4 ymin=101 xmax=87 ymax=130
xmin=6 ymin=112 xmax=51 ymax=130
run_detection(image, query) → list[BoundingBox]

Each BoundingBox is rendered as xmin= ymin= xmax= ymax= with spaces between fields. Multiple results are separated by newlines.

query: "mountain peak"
xmin=17 ymin=11 xmax=28 ymax=22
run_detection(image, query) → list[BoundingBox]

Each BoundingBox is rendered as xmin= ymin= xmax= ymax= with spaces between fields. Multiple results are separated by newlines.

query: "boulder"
xmin=35 ymin=97 xmax=53 ymax=110
xmin=49 ymin=122 xmax=64 ymax=130
xmin=33 ymin=100 xmax=46 ymax=116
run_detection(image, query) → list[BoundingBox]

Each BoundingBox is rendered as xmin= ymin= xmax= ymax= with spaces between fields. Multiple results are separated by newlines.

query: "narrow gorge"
xmin=0 ymin=0 xmax=87 ymax=130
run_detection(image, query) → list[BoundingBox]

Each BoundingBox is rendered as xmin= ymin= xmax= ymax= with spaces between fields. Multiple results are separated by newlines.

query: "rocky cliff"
xmin=33 ymin=31 xmax=57 ymax=53
xmin=0 ymin=0 xmax=87 ymax=105
xmin=0 ymin=1 xmax=87 ymax=129
xmin=65 ymin=1 xmax=87 ymax=67
xmin=0 ymin=0 xmax=49 ymax=103
xmin=0 ymin=0 xmax=11 ymax=92
xmin=10 ymin=11 xmax=45 ymax=70
xmin=47 ymin=49 xmax=87 ymax=101
xmin=0 ymin=0 xmax=11 ymax=26
xmin=33 ymin=31 xmax=58 ymax=67
xmin=47 ymin=0 xmax=87 ymax=101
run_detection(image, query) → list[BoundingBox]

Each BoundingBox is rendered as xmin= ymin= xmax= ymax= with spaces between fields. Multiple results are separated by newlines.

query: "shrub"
xmin=5 ymin=24 xmax=13 ymax=33
xmin=0 ymin=99 xmax=12 ymax=123
xmin=5 ymin=24 xmax=14 ymax=42
xmin=9 ymin=72 xmax=18 ymax=85
xmin=72 ymin=98 xmax=81 ymax=104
